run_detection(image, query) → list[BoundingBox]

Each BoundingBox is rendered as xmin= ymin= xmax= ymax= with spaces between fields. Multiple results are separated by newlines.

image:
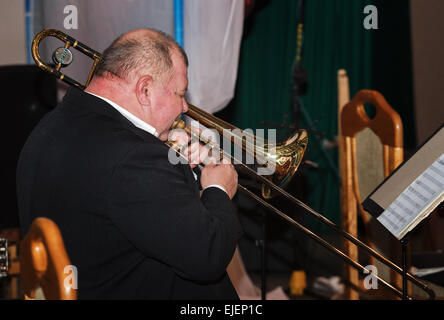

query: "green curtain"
xmin=218 ymin=0 xmax=373 ymax=224
xmin=218 ymin=0 xmax=299 ymax=138
xmin=372 ymin=0 xmax=415 ymax=149
xmin=300 ymin=0 xmax=373 ymax=224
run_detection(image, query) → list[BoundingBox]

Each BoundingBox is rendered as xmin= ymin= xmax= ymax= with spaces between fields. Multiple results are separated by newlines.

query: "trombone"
xmin=31 ymin=29 xmax=435 ymax=300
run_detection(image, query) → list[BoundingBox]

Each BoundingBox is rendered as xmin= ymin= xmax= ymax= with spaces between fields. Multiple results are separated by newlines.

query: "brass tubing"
xmin=237 ymin=185 xmax=407 ymax=299
xmin=235 ymin=163 xmax=435 ymax=299
xmin=32 ymin=29 xmax=101 ymax=90
xmin=186 ymin=124 xmax=433 ymax=299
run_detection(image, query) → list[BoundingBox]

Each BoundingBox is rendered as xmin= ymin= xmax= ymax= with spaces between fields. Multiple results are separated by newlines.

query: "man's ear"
xmin=135 ymin=75 xmax=153 ymax=106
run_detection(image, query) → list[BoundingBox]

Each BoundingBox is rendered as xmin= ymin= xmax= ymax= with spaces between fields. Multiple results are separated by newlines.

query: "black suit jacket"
xmin=16 ymin=87 xmax=243 ymax=299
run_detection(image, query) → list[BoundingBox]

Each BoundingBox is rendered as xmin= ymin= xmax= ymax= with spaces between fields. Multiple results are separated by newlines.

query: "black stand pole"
xmin=401 ymin=238 xmax=408 ymax=300
xmin=260 ymin=211 xmax=267 ymax=300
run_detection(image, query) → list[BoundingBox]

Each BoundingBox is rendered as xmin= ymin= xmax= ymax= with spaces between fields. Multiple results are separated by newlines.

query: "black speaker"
xmin=0 ymin=65 xmax=57 ymax=229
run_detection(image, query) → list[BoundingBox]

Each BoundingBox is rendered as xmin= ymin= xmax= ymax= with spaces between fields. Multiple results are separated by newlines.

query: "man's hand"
xmin=169 ymin=129 xmax=237 ymax=198
xmin=200 ymin=158 xmax=238 ymax=199
xmin=169 ymin=128 xmax=214 ymax=168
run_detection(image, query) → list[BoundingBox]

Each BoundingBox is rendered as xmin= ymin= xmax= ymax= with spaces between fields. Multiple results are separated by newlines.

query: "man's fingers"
xmin=189 ymin=141 xmax=201 ymax=154
xmin=187 ymin=125 xmax=202 ymax=135
xmin=189 ymin=147 xmax=201 ymax=165
xmin=169 ymin=129 xmax=190 ymax=146
xmin=204 ymin=156 xmax=218 ymax=166
xmin=221 ymin=157 xmax=233 ymax=165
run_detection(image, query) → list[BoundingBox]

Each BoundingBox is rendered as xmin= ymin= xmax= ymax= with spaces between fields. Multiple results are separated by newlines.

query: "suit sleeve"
xmin=107 ymin=142 xmax=243 ymax=283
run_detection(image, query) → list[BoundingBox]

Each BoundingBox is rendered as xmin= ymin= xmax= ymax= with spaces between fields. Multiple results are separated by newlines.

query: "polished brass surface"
xmin=183 ymin=104 xmax=308 ymax=198
xmin=32 ymin=29 xmax=101 ymax=89
xmin=31 ymin=29 xmax=435 ymax=300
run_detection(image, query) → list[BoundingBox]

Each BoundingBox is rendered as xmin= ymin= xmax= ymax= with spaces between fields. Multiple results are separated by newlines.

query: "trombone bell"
xmin=261 ymin=129 xmax=308 ymax=199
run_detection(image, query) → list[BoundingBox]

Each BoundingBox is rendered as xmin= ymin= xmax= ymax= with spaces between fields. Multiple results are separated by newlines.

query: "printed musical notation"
xmin=377 ymin=153 xmax=444 ymax=239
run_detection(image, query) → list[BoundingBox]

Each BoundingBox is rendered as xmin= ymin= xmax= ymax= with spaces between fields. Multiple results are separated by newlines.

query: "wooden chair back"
xmin=339 ymin=79 xmax=404 ymax=299
xmin=20 ymin=217 xmax=77 ymax=300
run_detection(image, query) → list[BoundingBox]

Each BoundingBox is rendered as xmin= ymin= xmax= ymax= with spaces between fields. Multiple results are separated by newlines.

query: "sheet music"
xmin=377 ymin=153 xmax=444 ymax=239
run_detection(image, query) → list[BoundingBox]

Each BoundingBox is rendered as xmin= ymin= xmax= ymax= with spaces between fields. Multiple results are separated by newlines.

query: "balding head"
xmin=94 ymin=28 xmax=188 ymax=83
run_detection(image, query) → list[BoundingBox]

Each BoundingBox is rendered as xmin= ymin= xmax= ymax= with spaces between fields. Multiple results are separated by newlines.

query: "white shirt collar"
xmin=87 ymin=92 xmax=159 ymax=138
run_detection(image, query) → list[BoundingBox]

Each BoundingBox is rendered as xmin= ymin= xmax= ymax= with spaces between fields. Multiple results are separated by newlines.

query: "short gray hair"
xmin=95 ymin=29 xmax=188 ymax=81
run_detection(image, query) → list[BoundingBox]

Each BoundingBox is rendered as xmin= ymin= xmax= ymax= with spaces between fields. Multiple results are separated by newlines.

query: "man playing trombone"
xmin=17 ymin=28 xmax=242 ymax=299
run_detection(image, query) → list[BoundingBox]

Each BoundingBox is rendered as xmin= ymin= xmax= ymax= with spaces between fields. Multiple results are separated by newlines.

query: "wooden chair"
xmin=338 ymin=70 xmax=404 ymax=299
xmin=20 ymin=217 xmax=77 ymax=300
